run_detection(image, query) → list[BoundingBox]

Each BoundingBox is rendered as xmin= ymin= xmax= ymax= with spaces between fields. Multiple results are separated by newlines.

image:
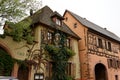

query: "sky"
xmin=42 ymin=0 xmax=120 ymax=37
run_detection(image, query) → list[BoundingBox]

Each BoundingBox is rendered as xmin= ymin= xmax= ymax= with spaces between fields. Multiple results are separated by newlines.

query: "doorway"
xmin=17 ymin=64 xmax=29 ymax=80
xmin=95 ymin=63 xmax=108 ymax=80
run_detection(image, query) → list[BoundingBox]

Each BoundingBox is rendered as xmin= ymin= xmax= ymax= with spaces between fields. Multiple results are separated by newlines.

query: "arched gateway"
xmin=95 ymin=63 xmax=108 ymax=80
xmin=0 ymin=47 xmax=14 ymax=76
xmin=0 ymin=45 xmax=29 ymax=80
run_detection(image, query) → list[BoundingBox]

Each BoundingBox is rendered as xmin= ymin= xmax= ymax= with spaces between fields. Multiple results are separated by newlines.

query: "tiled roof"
xmin=66 ymin=10 xmax=120 ymax=42
xmin=51 ymin=11 xmax=64 ymax=20
xmin=31 ymin=6 xmax=80 ymax=39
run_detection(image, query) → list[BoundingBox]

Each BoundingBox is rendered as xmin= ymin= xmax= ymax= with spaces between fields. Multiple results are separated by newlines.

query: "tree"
xmin=0 ymin=0 xmax=42 ymax=26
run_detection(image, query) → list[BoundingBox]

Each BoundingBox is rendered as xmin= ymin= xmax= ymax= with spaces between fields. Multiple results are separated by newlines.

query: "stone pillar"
xmin=11 ymin=62 xmax=19 ymax=78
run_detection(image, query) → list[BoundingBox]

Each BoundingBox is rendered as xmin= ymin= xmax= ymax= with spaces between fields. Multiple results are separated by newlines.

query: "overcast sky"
xmin=42 ymin=0 xmax=120 ymax=37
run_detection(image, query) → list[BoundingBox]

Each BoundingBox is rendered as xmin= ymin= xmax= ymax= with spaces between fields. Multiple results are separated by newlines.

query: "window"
xmin=47 ymin=32 xmax=53 ymax=44
xmin=109 ymin=59 xmax=113 ymax=68
xmin=105 ymin=41 xmax=107 ymax=49
xmin=66 ymin=62 xmax=75 ymax=77
xmin=56 ymin=18 xmax=61 ymax=26
xmin=107 ymin=59 xmax=113 ymax=68
xmin=65 ymin=17 xmax=68 ymax=21
xmin=113 ymin=45 xmax=118 ymax=53
xmin=98 ymin=38 xmax=103 ymax=48
xmin=74 ymin=23 xmax=77 ymax=28
xmin=107 ymin=59 xmax=120 ymax=69
xmin=108 ymin=42 xmax=112 ymax=51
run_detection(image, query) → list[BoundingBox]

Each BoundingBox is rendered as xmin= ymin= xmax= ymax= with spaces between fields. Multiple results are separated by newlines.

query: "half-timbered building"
xmin=64 ymin=10 xmax=120 ymax=80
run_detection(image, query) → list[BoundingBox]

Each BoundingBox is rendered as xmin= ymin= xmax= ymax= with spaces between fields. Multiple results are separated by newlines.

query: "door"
xmin=17 ymin=64 xmax=29 ymax=80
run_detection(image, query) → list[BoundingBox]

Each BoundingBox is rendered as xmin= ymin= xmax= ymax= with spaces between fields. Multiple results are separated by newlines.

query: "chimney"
xmin=104 ymin=28 xmax=107 ymax=30
xmin=30 ymin=9 xmax=33 ymax=16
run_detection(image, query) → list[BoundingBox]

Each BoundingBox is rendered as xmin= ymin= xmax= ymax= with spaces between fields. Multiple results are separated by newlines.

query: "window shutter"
xmin=96 ymin=37 xmax=99 ymax=47
xmin=106 ymin=41 xmax=108 ymax=50
xmin=118 ymin=61 xmax=120 ymax=68
xmin=102 ymin=40 xmax=105 ymax=49
xmin=107 ymin=59 xmax=111 ymax=68
xmin=116 ymin=60 xmax=119 ymax=69
xmin=114 ymin=59 xmax=117 ymax=69
xmin=71 ymin=63 xmax=76 ymax=78
xmin=112 ymin=59 xmax=115 ymax=68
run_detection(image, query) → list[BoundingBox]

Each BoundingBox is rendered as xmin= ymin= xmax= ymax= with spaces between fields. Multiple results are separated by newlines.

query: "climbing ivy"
xmin=45 ymin=31 xmax=75 ymax=80
xmin=0 ymin=48 xmax=14 ymax=76
xmin=0 ymin=17 xmax=34 ymax=44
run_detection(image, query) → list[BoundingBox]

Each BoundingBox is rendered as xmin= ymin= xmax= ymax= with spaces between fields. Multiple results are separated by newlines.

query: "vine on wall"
xmin=45 ymin=31 xmax=75 ymax=80
xmin=0 ymin=17 xmax=34 ymax=76
xmin=0 ymin=17 xmax=34 ymax=44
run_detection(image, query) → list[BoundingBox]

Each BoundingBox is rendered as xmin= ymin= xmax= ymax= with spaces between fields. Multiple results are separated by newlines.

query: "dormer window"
xmin=51 ymin=11 xmax=64 ymax=26
xmin=56 ymin=18 xmax=61 ymax=26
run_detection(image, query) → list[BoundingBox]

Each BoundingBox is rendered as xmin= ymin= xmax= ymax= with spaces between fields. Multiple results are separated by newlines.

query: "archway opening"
xmin=0 ymin=47 xmax=14 ymax=76
xmin=95 ymin=63 xmax=108 ymax=80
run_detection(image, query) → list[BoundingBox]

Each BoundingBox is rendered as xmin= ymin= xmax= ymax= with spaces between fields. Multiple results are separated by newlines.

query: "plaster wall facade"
xmin=0 ymin=23 xmax=81 ymax=80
